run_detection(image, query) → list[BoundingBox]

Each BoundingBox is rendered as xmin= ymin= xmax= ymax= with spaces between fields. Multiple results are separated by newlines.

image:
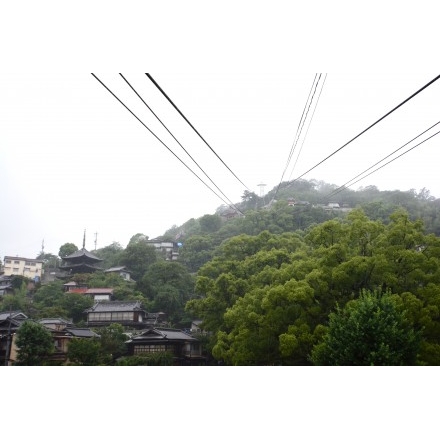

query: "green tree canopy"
xmin=15 ymin=320 xmax=55 ymax=366
xmin=311 ymin=290 xmax=421 ymax=366
xmin=59 ymin=243 xmax=78 ymax=258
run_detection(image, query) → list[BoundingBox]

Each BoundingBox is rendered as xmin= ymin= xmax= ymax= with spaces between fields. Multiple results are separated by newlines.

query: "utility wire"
xmin=322 ymin=120 xmax=440 ymax=201
xmin=288 ymin=73 xmax=328 ymax=182
xmin=288 ymin=74 xmax=440 ymax=185
xmin=270 ymin=74 xmax=322 ymax=203
xmin=119 ymin=73 xmax=241 ymax=212
xmin=145 ymin=73 xmax=251 ymax=191
xmin=91 ymin=73 xmax=244 ymax=214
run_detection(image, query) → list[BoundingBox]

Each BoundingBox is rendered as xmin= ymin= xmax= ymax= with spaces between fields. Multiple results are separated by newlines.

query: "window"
xmin=134 ymin=344 xmax=169 ymax=354
xmin=5 ymin=259 xmax=11 ymax=264
xmin=13 ymin=268 xmax=19 ymax=273
xmin=14 ymin=261 xmax=20 ymax=265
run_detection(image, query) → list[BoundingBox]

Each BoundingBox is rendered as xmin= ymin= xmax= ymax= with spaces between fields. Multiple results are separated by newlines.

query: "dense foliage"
xmin=4 ymin=179 xmax=440 ymax=366
xmin=14 ymin=320 xmax=55 ymax=366
xmin=186 ymin=208 xmax=440 ymax=365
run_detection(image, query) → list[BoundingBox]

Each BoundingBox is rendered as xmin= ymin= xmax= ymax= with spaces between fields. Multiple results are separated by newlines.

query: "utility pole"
xmin=94 ymin=232 xmax=98 ymax=251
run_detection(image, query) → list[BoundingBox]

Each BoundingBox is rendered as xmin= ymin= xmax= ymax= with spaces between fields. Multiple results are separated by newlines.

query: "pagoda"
xmin=59 ymin=231 xmax=103 ymax=275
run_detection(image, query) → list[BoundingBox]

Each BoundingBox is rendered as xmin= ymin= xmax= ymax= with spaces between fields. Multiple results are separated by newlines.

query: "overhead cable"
xmin=289 ymin=74 xmax=440 ymax=185
xmin=322 ymin=120 xmax=440 ymax=201
xmin=288 ymin=73 xmax=327 ymax=182
xmin=271 ymin=73 xmax=322 ymax=203
xmin=145 ymin=73 xmax=251 ymax=191
xmin=91 ymin=73 xmax=244 ymax=214
xmin=119 ymin=73 xmax=241 ymax=212
xmin=322 ymin=123 xmax=440 ymax=200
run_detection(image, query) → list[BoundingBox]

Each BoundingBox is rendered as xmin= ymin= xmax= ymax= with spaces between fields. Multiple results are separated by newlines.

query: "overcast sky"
xmin=1 ymin=72 xmax=439 ymax=258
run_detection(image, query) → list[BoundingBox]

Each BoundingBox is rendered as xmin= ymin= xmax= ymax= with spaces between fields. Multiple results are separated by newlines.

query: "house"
xmin=85 ymin=300 xmax=148 ymax=328
xmin=125 ymin=327 xmax=206 ymax=365
xmin=63 ymin=282 xmax=114 ymax=301
xmin=85 ymin=288 xmax=114 ymax=302
xmin=2 ymin=256 xmax=44 ymax=281
xmin=104 ymin=266 xmax=132 ymax=281
xmin=0 ymin=311 xmax=28 ymax=366
xmin=38 ymin=318 xmax=101 ymax=364
xmin=0 ymin=275 xmax=14 ymax=298
xmin=146 ymin=240 xmax=180 ymax=261
xmin=190 ymin=319 xmax=203 ymax=334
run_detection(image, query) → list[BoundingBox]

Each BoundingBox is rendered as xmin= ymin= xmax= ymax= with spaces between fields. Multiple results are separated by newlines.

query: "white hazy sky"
xmin=1 ymin=72 xmax=439 ymax=258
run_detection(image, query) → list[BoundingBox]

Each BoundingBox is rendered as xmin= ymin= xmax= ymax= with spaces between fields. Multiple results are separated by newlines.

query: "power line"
xmin=288 ymin=73 xmax=327 ymax=182
xmin=322 ymin=123 xmax=440 ymax=200
xmin=322 ymin=120 xmax=440 ymax=201
xmin=289 ymin=74 xmax=440 ymax=185
xmin=145 ymin=73 xmax=251 ymax=191
xmin=270 ymin=74 xmax=322 ymax=203
xmin=91 ymin=73 xmax=244 ymax=214
xmin=119 ymin=73 xmax=241 ymax=212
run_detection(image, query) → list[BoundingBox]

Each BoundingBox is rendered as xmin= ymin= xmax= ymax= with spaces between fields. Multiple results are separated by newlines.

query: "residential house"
xmin=104 ymin=266 xmax=132 ymax=281
xmin=2 ymin=256 xmax=44 ymax=281
xmin=0 ymin=311 xmax=28 ymax=366
xmin=0 ymin=275 xmax=14 ymax=298
xmin=63 ymin=282 xmax=114 ymax=301
xmin=146 ymin=240 xmax=180 ymax=261
xmin=85 ymin=300 xmax=148 ymax=328
xmin=38 ymin=317 xmax=101 ymax=364
xmin=125 ymin=327 xmax=206 ymax=365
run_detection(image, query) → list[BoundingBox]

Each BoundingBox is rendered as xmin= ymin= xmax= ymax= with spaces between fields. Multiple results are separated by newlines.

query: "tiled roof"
xmin=86 ymin=301 xmax=144 ymax=313
xmin=129 ymin=327 xmax=198 ymax=343
xmin=66 ymin=328 xmax=100 ymax=338
xmin=39 ymin=317 xmax=73 ymax=326
xmin=61 ymin=248 xmax=103 ymax=262
xmin=105 ymin=266 xmax=131 ymax=273
xmin=0 ymin=311 xmax=28 ymax=321
xmin=86 ymin=288 xmax=114 ymax=294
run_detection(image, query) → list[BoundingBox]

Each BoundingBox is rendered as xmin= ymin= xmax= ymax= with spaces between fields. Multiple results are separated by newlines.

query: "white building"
xmin=2 ymin=256 xmax=44 ymax=281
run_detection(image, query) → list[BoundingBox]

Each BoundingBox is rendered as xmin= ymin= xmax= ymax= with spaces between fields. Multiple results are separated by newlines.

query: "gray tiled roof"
xmin=66 ymin=328 xmax=100 ymax=338
xmin=129 ymin=327 xmax=197 ymax=343
xmin=104 ymin=266 xmax=131 ymax=273
xmin=0 ymin=311 xmax=28 ymax=321
xmin=62 ymin=248 xmax=103 ymax=262
xmin=86 ymin=300 xmax=143 ymax=313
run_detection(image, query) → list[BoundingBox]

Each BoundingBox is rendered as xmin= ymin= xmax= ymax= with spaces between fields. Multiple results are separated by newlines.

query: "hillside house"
xmin=85 ymin=301 xmax=148 ymax=328
xmin=125 ymin=327 xmax=206 ymax=365
xmin=104 ymin=266 xmax=132 ymax=281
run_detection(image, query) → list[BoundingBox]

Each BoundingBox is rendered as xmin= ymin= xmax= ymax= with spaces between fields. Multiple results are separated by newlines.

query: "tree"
xmin=116 ymin=351 xmax=174 ymax=366
xmin=15 ymin=320 xmax=55 ymax=365
xmin=95 ymin=323 xmax=128 ymax=363
xmin=311 ymin=290 xmax=421 ymax=366
xmin=67 ymin=338 xmax=103 ymax=366
xmin=120 ymin=240 xmax=157 ymax=281
xmin=94 ymin=242 xmax=124 ymax=269
xmin=59 ymin=243 xmax=78 ymax=258
xmin=36 ymin=252 xmax=60 ymax=269
xmin=199 ymin=214 xmax=222 ymax=234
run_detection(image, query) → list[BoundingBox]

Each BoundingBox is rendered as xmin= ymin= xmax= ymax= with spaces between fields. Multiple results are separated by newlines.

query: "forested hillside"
xmin=4 ymin=179 xmax=440 ymax=365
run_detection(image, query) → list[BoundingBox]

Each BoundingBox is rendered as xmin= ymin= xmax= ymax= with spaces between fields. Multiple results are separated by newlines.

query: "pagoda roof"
xmin=62 ymin=248 xmax=103 ymax=262
xmin=59 ymin=263 xmax=103 ymax=273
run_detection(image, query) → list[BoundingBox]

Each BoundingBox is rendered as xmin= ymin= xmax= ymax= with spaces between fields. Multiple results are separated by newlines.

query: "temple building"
xmin=59 ymin=232 xmax=103 ymax=275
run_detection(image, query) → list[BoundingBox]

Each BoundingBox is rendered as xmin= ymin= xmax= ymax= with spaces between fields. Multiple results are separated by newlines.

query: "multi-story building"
xmin=2 ymin=256 xmax=44 ymax=281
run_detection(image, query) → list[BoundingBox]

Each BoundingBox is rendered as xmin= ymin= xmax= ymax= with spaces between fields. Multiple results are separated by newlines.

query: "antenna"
xmin=94 ymin=232 xmax=98 ymax=251
xmin=257 ymin=182 xmax=267 ymax=198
